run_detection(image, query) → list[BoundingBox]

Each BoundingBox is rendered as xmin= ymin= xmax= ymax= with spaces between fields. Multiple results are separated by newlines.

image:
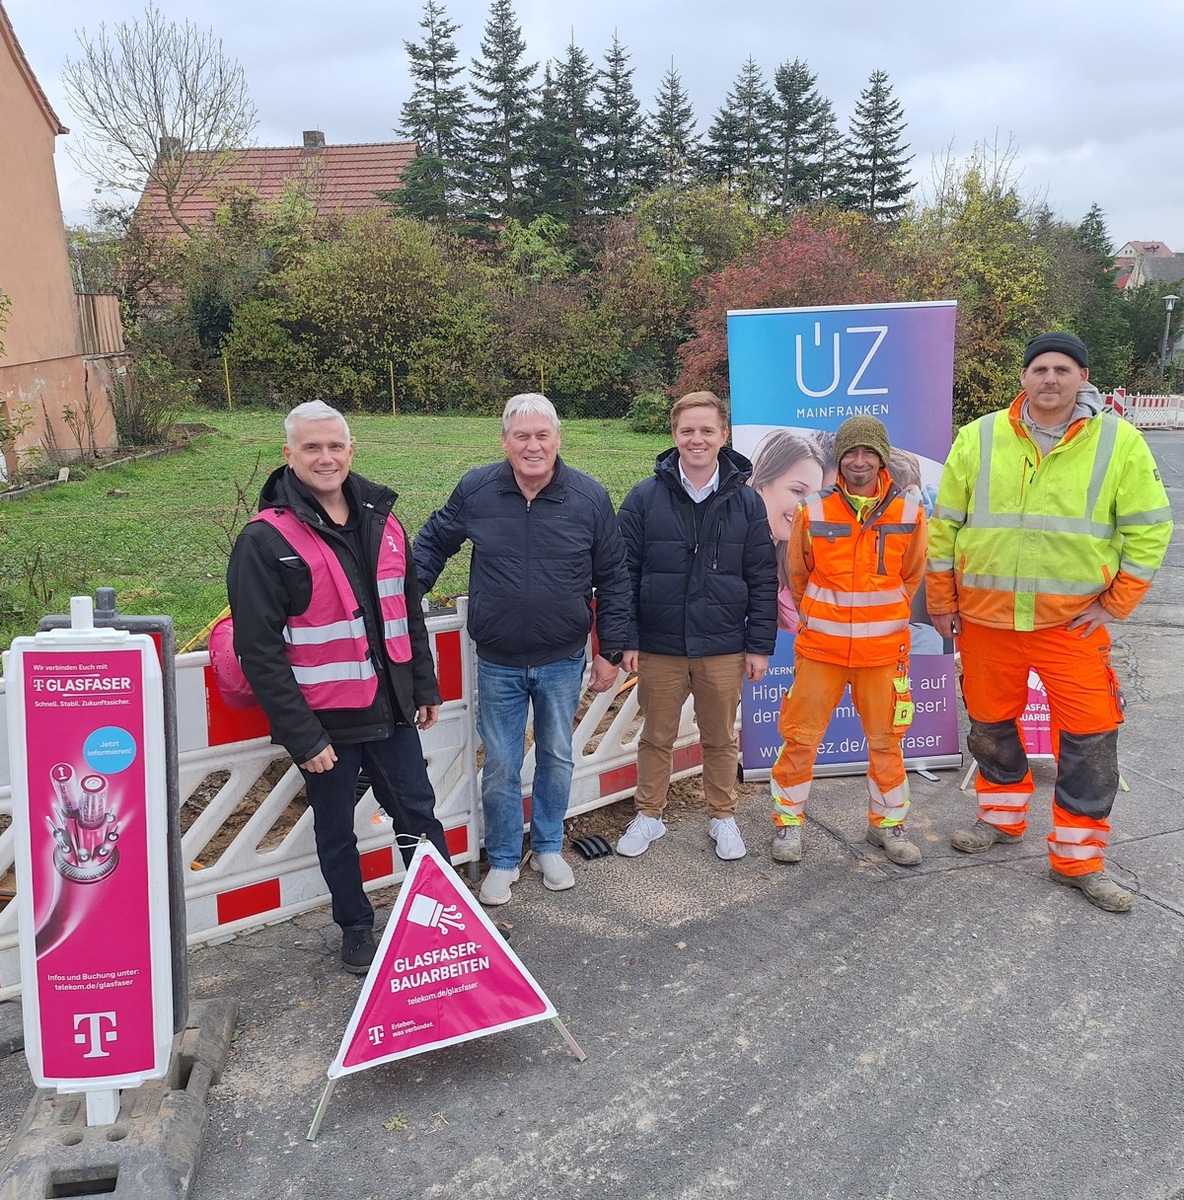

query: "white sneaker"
xmin=478 ymin=866 xmax=519 ymax=906
xmin=529 ymin=852 xmax=575 ymax=891
xmin=616 ymin=813 xmax=667 ymax=857
xmin=710 ymin=817 xmax=747 ymax=861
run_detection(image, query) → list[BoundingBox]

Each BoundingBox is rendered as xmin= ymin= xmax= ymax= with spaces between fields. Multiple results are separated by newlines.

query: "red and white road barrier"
xmin=0 ymin=599 xmax=703 ymax=999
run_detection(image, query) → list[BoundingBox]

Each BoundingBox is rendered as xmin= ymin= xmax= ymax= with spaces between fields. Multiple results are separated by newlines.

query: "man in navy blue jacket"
xmin=414 ymin=394 xmax=630 ymax=906
xmin=616 ymin=391 xmax=778 ymax=861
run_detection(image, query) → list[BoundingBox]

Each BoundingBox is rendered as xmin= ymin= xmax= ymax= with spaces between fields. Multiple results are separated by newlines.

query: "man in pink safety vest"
xmin=227 ymin=401 xmax=449 ymax=974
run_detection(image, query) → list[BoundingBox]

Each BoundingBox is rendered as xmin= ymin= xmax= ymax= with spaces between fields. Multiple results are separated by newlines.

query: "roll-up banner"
xmin=727 ymin=301 xmax=963 ymax=779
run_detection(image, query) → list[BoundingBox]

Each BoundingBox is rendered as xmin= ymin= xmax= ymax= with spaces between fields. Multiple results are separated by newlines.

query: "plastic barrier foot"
xmin=0 ymin=997 xmax=238 ymax=1199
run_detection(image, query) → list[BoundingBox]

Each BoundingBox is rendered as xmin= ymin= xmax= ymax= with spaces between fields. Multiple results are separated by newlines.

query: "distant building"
xmin=1114 ymin=240 xmax=1184 ymax=291
xmin=0 ymin=1 xmax=123 ymax=481
xmin=135 ymin=131 xmax=418 ymax=234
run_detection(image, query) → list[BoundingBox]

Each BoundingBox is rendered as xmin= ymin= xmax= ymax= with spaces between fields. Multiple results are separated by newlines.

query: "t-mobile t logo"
xmin=74 ymin=1011 xmax=117 ymax=1058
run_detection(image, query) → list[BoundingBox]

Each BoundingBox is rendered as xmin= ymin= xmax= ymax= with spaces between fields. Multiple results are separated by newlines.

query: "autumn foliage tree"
xmin=674 ymin=213 xmax=898 ymax=395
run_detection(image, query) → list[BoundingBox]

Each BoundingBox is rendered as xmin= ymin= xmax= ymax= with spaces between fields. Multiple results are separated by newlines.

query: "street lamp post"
xmin=1161 ymin=294 xmax=1180 ymax=387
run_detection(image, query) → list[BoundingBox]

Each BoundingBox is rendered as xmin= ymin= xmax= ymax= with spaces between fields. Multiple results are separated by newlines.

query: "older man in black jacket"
xmin=413 ymin=394 xmax=630 ymax=907
xmin=616 ymin=391 xmax=778 ymax=861
xmin=227 ymin=401 xmax=448 ymax=975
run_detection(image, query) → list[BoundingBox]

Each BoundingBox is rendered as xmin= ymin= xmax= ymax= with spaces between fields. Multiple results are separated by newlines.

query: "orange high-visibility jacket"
xmin=788 ymin=472 xmax=927 ymax=668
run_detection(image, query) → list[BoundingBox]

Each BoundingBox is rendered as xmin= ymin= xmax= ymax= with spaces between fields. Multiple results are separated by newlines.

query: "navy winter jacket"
xmin=618 ymin=446 xmax=778 ymax=658
xmin=412 ymin=457 xmax=631 ymax=668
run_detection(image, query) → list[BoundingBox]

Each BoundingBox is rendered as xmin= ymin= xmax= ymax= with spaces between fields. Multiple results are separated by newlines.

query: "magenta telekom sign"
xmin=6 ymin=626 xmax=172 ymax=1094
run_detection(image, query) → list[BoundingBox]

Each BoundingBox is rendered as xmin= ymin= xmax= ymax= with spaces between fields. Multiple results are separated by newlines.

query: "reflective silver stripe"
xmin=1052 ymin=826 xmax=1107 ymax=846
xmin=932 ymin=503 xmax=966 ymax=523
xmin=1049 ymin=841 xmax=1102 ymax=861
xmin=291 ymin=660 xmax=377 ymax=685
xmin=806 ymin=498 xmax=826 ymax=522
xmin=804 ymin=584 xmax=908 ymax=608
xmin=382 ymin=617 xmax=410 ymax=640
xmin=377 ymin=577 xmax=406 ymax=599
xmin=959 ymin=572 xmax=1102 ymax=597
xmin=974 ymin=416 xmax=996 ymax=518
xmin=805 ymin=616 xmax=909 ymax=638
xmin=1121 ymin=505 xmax=1174 ymax=525
xmin=978 ymin=795 xmax=1027 ymax=817
xmin=964 ymin=511 xmax=1116 ymax=537
xmin=899 ymin=496 xmax=922 ymax=523
xmin=1118 ymin=557 xmax=1159 ymax=582
xmin=283 ymin=616 xmax=367 ymax=646
xmin=928 ymin=556 xmax=954 ymax=572
xmin=1083 ymin=413 xmax=1118 ymax=518
xmin=868 ymin=779 xmax=909 ymax=822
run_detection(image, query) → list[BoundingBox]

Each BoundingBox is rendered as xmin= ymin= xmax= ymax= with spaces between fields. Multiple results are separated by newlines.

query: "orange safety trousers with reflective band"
xmin=959 ymin=619 xmax=1124 ymax=876
xmin=770 ymin=658 xmax=911 ymax=829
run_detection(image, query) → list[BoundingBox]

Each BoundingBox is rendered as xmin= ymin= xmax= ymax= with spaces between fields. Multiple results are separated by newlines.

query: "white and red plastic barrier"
xmin=0 ymin=599 xmax=702 ymax=999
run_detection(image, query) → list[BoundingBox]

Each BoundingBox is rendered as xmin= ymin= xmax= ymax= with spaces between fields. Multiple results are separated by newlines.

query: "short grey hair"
xmin=501 ymin=393 xmax=560 ymax=435
xmin=285 ymin=400 xmax=351 ymax=447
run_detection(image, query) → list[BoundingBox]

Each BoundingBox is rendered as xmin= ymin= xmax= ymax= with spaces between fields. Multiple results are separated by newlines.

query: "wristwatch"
xmin=603 ymin=651 xmax=624 ymax=666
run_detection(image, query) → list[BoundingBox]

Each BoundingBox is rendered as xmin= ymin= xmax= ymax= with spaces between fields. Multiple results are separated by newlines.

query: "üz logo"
xmin=795 ymin=323 xmax=889 ymax=399
xmin=74 ymin=1011 xmax=118 ymax=1059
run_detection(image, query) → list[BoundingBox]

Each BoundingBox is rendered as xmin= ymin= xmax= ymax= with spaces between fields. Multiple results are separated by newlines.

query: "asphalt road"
xmin=1 ymin=431 xmax=1181 ymax=1200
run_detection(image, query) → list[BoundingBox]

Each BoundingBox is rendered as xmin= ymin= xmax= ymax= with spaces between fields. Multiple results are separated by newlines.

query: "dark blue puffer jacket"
xmin=412 ymin=457 xmax=630 ymax=668
xmin=618 ymin=446 xmax=778 ymax=658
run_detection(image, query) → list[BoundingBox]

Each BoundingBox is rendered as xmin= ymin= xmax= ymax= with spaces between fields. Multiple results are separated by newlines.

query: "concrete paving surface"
xmin=0 ymin=432 xmax=1181 ymax=1200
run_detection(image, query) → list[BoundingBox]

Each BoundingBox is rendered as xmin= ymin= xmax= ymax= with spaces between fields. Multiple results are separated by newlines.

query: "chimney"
xmin=156 ymin=136 xmax=182 ymax=163
xmin=302 ymin=130 xmax=326 ymax=156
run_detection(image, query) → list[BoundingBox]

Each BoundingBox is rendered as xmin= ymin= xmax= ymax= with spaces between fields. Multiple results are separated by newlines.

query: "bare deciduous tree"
xmin=62 ymin=2 xmax=257 ymax=235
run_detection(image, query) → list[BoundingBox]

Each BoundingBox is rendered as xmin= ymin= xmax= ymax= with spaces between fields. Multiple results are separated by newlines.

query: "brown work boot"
xmin=950 ymin=819 xmax=1024 ymax=854
xmin=771 ymin=823 xmax=802 ymax=863
xmin=866 ymin=822 xmax=921 ymax=866
xmin=1048 ymin=868 xmax=1133 ymax=913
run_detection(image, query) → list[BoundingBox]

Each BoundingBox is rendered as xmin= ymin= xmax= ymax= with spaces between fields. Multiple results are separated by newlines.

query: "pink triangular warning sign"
xmin=328 ymin=842 xmax=556 ymax=1078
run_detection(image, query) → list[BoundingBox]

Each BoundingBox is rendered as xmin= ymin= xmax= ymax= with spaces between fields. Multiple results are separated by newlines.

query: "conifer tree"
xmin=702 ymin=58 xmax=774 ymax=202
xmin=769 ymin=58 xmax=827 ymax=212
xmin=844 ymin=69 xmax=913 ymax=219
xmin=591 ymin=33 xmax=646 ymax=214
xmin=522 ymin=38 xmax=599 ymax=224
xmin=465 ymin=0 xmax=538 ymax=224
xmin=393 ymin=0 xmax=470 ymax=226
xmin=643 ymin=63 xmax=699 ymax=190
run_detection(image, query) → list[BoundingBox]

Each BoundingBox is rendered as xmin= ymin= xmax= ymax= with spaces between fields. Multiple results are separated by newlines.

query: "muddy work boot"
xmin=1049 ymin=868 xmax=1133 ymax=913
xmin=950 ymin=819 xmax=1024 ymax=854
xmin=866 ymin=822 xmax=922 ymax=866
xmin=771 ymin=824 xmax=803 ymax=863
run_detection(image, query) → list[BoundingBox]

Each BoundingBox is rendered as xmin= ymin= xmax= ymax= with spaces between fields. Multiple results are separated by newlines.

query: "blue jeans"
xmin=476 ymin=653 xmax=585 ymax=870
xmin=301 ymin=725 xmax=448 ymax=931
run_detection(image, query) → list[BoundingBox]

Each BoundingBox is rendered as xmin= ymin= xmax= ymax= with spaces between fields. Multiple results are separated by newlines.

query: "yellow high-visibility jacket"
xmin=926 ymin=392 xmax=1173 ymax=631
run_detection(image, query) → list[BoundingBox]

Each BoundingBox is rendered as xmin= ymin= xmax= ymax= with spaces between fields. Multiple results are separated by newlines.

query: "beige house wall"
xmin=0 ymin=2 xmax=118 ymax=476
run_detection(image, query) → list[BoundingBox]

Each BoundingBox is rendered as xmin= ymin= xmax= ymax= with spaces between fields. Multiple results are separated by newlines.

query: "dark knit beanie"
xmin=833 ymin=415 xmax=891 ymax=467
xmin=1022 ymin=332 xmax=1089 ymax=368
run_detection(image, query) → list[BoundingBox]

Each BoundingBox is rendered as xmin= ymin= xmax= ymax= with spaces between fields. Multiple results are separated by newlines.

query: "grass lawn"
xmin=0 ymin=410 xmax=668 ymax=651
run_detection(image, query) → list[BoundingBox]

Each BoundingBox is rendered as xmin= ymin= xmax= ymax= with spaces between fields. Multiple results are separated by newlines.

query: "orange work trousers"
xmin=959 ymin=619 xmax=1124 ymax=877
xmin=770 ymin=657 xmax=910 ymax=829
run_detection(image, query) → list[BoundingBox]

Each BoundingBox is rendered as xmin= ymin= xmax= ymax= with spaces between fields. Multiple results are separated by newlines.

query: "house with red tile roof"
xmin=135 ymin=131 xmax=417 ymax=234
xmin=0 ymin=0 xmax=122 ymax=480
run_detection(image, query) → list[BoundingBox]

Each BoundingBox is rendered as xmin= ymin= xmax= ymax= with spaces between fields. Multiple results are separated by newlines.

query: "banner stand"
xmin=307 ymin=840 xmax=585 ymax=1142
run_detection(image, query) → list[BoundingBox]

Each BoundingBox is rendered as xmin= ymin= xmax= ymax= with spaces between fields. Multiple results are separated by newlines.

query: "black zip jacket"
xmin=226 ymin=466 xmax=440 ymax=765
xmin=412 ymin=457 xmax=630 ymax=667
xmin=618 ymin=446 xmax=778 ymax=658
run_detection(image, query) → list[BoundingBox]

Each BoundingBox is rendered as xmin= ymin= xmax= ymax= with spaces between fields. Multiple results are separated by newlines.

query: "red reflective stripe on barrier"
xmin=216 ymin=878 xmax=282 ymax=924
xmin=204 ymin=666 xmax=271 ymax=747
xmin=360 ymin=846 xmax=394 ymax=882
xmin=673 ymin=744 xmax=703 ymax=773
xmin=444 ymin=825 xmax=469 ymax=856
xmin=434 ymin=630 xmax=463 ymax=702
xmin=599 ymin=764 xmax=638 ymax=796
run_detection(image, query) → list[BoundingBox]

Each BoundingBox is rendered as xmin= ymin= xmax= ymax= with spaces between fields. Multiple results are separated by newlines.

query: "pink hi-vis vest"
xmin=253 ymin=507 xmax=413 ymax=710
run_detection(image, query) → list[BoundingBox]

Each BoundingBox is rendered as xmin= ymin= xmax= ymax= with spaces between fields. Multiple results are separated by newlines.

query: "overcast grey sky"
xmin=7 ymin=0 xmax=1183 ymax=251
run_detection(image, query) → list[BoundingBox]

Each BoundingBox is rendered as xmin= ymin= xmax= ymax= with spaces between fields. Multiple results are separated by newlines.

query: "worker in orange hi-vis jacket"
xmin=927 ymin=331 xmax=1174 ymax=913
xmin=769 ymin=415 xmax=928 ymax=869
